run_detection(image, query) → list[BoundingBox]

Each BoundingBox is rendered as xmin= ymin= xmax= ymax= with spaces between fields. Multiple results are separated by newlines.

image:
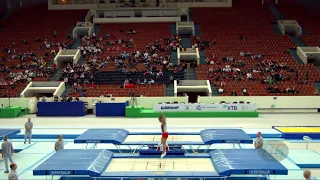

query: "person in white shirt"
xmin=218 ymin=88 xmax=224 ymax=93
xmin=254 ymin=132 xmax=263 ymax=149
xmin=24 ymin=118 xmax=33 ymax=144
xmin=8 ymin=163 xmax=18 ymax=180
xmin=148 ymin=79 xmax=155 ymax=85
xmin=55 ymin=135 xmax=64 ymax=152
xmin=304 ymin=170 xmax=312 ymax=180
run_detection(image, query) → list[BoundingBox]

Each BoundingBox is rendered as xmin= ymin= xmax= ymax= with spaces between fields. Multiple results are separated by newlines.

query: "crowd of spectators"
xmin=60 ymin=32 xmax=186 ymax=96
xmin=0 ymin=30 xmax=74 ymax=97
xmin=208 ymin=52 xmax=308 ymax=96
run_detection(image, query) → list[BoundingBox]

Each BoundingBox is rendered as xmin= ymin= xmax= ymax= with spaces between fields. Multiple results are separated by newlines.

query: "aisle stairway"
xmin=170 ymin=24 xmax=176 ymax=35
xmin=211 ymin=84 xmax=220 ymax=96
xmin=61 ymin=84 xmax=72 ymax=97
xmin=181 ymin=35 xmax=192 ymax=48
xmin=170 ymin=51 xmax=178 ymax=65
xmin=166 ymin=84 xmax=174 ymax=96
xmin=289 ymin=48 xmax=304 ymax=64
xmin=184 ymin=67 xmax=196 ymax=80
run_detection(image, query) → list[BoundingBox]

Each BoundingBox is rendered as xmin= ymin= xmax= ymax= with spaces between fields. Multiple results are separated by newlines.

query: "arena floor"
xmin=1 ymin=113 xmax=320 ymax=179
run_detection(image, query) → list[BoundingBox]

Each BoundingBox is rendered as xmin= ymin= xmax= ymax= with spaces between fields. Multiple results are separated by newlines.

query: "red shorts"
xmin=162 ymin=132 xmax=169 ymax=139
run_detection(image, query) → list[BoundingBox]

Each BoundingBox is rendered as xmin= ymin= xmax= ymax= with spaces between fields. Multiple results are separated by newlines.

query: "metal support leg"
xmin=115 ymin=145 xmax=123 ymax=153
xmin=204 ymin=144 xmax=212 ymax=153
xmin=188 ymin=144 xmax=197 ymax=153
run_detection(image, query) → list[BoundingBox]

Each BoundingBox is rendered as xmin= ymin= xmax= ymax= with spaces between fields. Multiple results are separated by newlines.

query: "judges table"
xmin=0 ymin=106 xmax=21 ymax=118
xmin=37 ymin=102 xmax=85 ymax=116
xmin=95 ymin=101 xmax=129 ymax=116
xmin=153 ymin=103 xmax=257 ymax=112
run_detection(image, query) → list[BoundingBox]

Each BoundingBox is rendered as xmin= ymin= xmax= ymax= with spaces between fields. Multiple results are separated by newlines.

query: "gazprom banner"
xmin=153 ymin=104 xmax=257 ymax=112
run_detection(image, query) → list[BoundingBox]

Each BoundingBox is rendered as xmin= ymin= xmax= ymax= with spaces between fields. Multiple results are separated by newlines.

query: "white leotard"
xmin=161 ymin=124 xmax=167 ymax=133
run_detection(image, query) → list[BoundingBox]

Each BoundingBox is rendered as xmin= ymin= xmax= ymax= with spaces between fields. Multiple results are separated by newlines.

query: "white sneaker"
xmin=161 ymin=152 xmax=167 ymax=158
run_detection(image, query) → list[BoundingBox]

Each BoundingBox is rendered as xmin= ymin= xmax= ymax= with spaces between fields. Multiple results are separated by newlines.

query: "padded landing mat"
xmin=273 ymin=126 xmax=320 ymax=139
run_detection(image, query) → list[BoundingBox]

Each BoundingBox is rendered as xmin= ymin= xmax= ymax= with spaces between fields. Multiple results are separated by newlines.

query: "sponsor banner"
xmin=153 ymin=104 xmax=257 ymax=112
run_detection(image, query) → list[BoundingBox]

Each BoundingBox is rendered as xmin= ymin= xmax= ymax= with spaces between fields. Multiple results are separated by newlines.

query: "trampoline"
xmin=73 ymin=129 xmax=253 ymax=153
xmin=33 ymin=149 xmax=288 ymax=178
xmin=0 ymin=129 xmax=21 ymax=140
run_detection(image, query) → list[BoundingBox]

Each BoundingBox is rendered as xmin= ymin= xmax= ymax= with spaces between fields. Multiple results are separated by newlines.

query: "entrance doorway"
xmin=178 ymin=92 xmax=207 ymax=103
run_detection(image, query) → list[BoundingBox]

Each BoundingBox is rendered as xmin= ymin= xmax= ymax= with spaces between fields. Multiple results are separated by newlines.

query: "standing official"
xmin=24 ymin=118 xmax=33 ymax=144
xmin=55 ymin=135 xmax=64 ymax=152
xmin=1 ymin=136 xmax=14 ymax=173
xmin=254 ymin=132 xmax=264 ymax=149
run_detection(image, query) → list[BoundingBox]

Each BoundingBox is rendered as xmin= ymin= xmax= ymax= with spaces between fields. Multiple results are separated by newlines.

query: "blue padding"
xmin=200 ymin=129 xmax=253 ymax=144
xmin=129 ymin=132 xmax=200 ymax=135
xmin=247 ymin=133 xmax=282 ymax=138
xmin=296 ymin=164 xmax=320 ymax=168
xmin=282 ymin=133 xmax=320 ymax=139
xmin=14 ymin=134 xmax=79 ymax=139
xmin=121 ymin=141 xmax=205 ymax=145
xmin=210 ymin=149 xmax=288 ymax=176
xmin=100 ymin=171 xmax=220 ymax=178
xmin=74 ymin=129 xmax=129 ymax=144
xmin=0 ymin=129 xmax=20 ymax=140
xmin=272 ymin=126 xmax=320 ymax=139
xmin=112 ymin=153 xmax=211 ymax=158
xmin=37 ymin=102 xmax=85 ymax=116
xmin=139 ymin=149 xmax=185 ymax=155
xmin=96 ymin=101 xmax=129 ymax=117
xmin=33 ymin=149 xmax=113 ymax=176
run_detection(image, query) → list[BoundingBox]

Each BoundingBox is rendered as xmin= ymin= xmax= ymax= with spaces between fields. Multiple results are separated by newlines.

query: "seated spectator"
xmin=271 ymin=86 xmax=281 ymax=93
xmin=124 ymin=79 xmax=129 ymax=86
xmin=22 ymin=40 xmax=28 ymax=44
xmin=157 ymin=70 xmax=163 ymax=78
xmin=246 ymin=72 xmax=252 ymax=80
xmin=242 ymin=88 xmax=249 ymax=96
xmin=231 ymin=91 xmax=237 ymax=96
xmin=285 ymin=87 xmax=291 ymax=93
xmin=148 ymin=78 xmax=155 ymax=85
xmin=221 ymin=81 xmax=226 ymax=87
xmin=218 ymin=88 xmax=224 ymax=93
xmin=35 ymin=37 xmax=41 ymax=42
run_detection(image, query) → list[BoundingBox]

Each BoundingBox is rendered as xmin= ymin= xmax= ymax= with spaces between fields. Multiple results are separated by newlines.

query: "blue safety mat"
xmin=74 ymin=129 xmax=129 ymax=144
xmin=33 ymin=149 xmax=113 ymax=176
xmin=0 ymin=129 xmax=20 ymax=140
xmin=200 ymin=129 xmax=253 ymax=144
xmin=210 ymin=149 xmax=288 ymax=176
